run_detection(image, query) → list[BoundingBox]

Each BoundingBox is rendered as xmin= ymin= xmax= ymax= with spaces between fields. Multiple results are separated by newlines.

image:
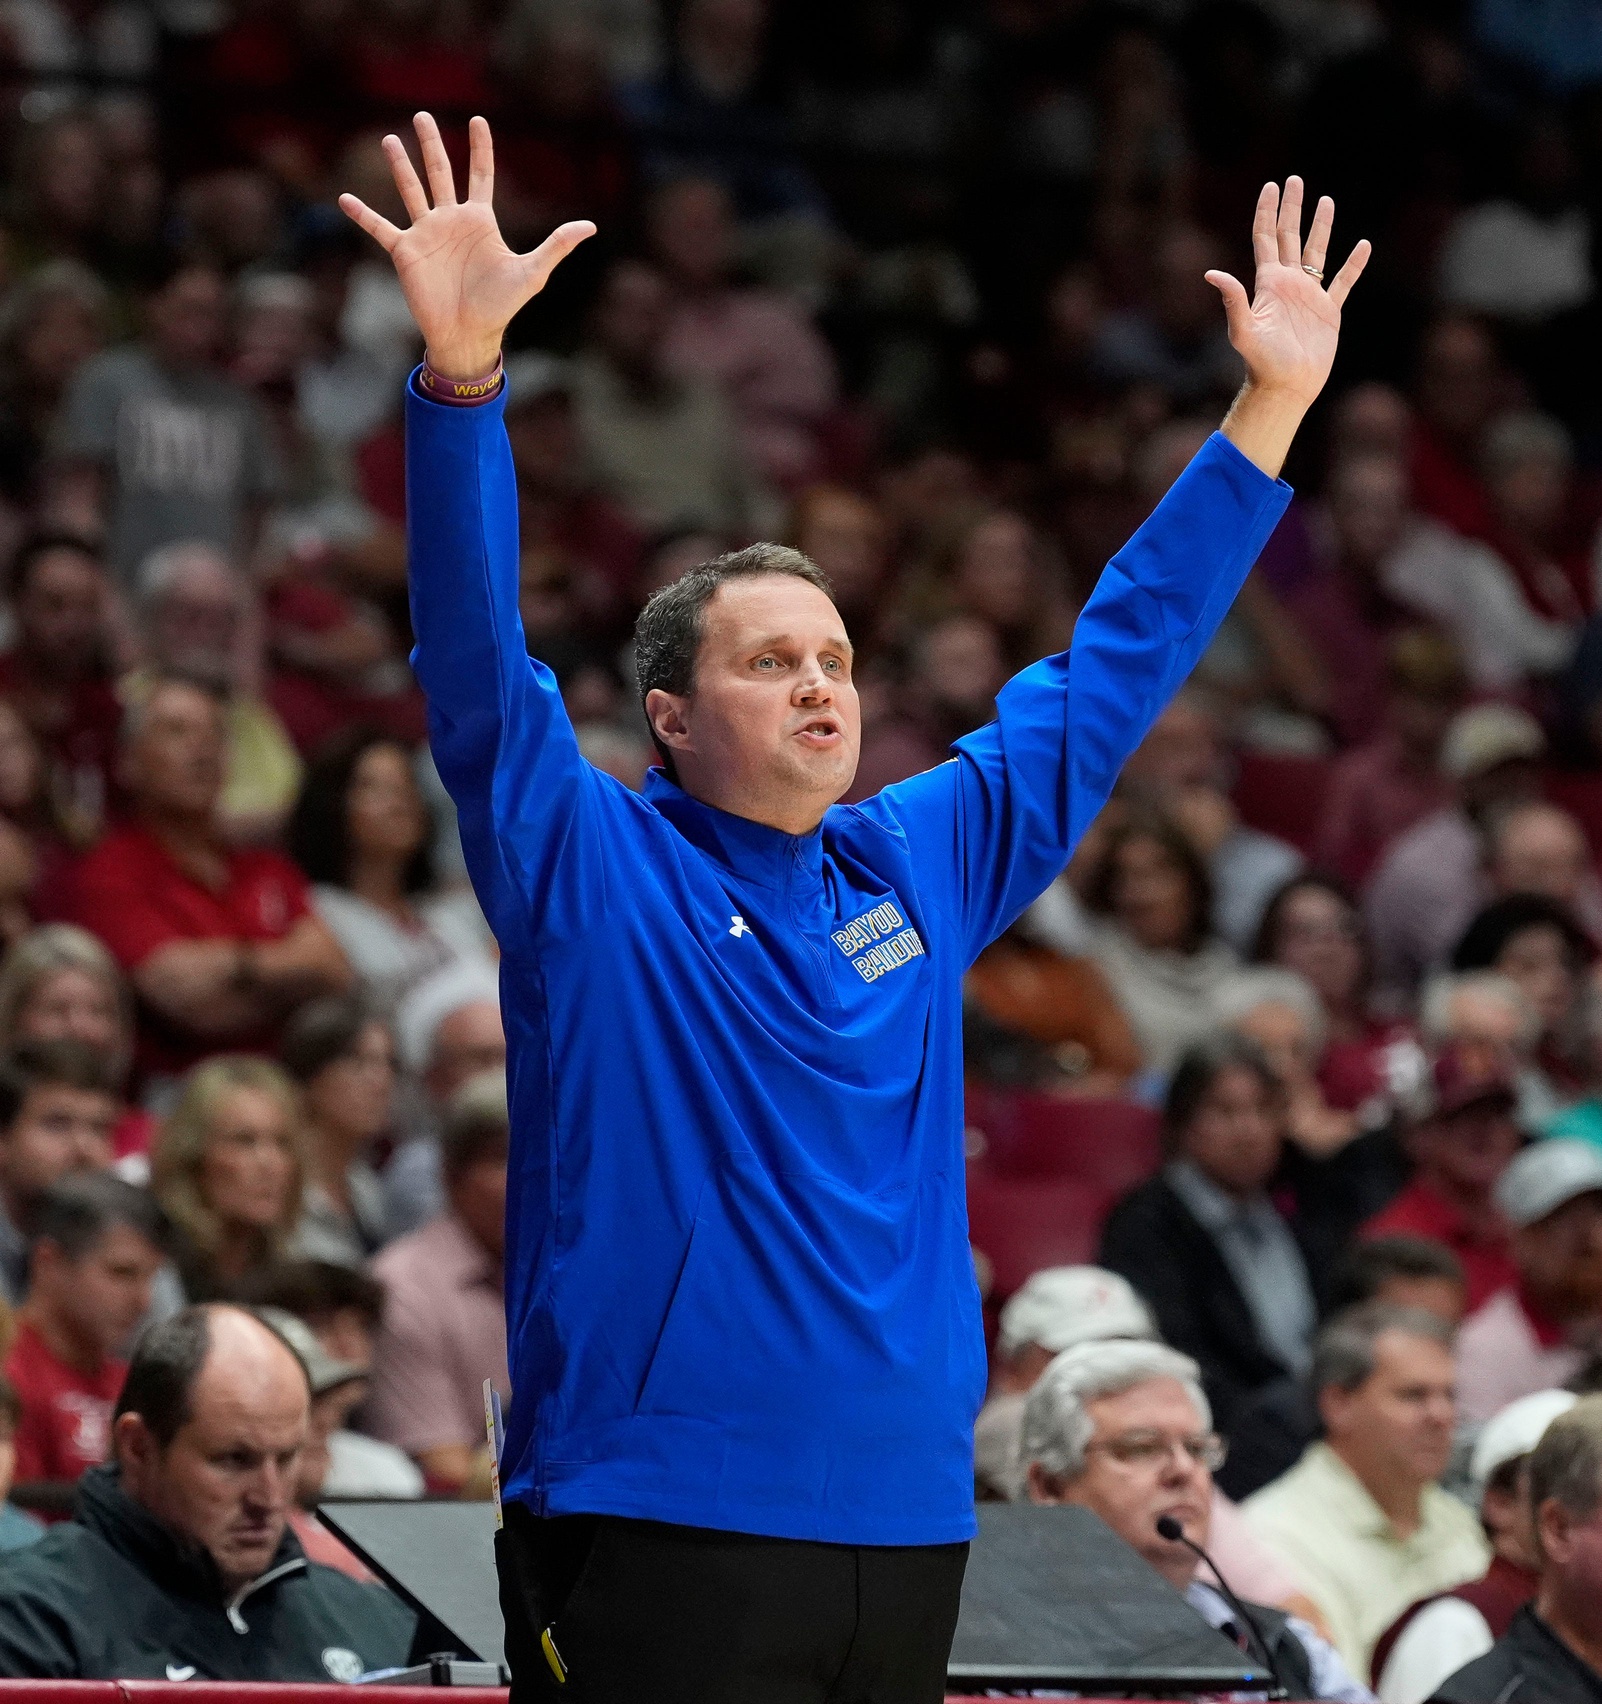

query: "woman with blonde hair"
xmin=151 ymin=1056 xmax=307 ymax=1301
xmin=0 ymin=924 xmax=150 ymax=1159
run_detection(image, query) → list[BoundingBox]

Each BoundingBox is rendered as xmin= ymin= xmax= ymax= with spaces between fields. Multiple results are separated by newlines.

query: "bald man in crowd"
xmin=0 ymin=1304 xmax=415 ymax=1680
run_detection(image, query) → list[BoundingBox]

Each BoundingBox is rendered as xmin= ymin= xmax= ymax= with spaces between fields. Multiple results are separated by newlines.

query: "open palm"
xmin=1206 ymin=178 xmax=1370 ymax=407
xmin=339 ymin=113 xmax=595 ymax=379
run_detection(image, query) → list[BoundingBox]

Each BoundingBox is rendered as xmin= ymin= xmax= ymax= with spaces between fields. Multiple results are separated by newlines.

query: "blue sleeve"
xmin=858 ymin=432 xmax=1291 ymax=962
xmin=405 ymin=374 xmax=616 ymax=952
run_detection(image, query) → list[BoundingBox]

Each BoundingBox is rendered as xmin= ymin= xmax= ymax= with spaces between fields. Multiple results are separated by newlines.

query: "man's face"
xmin=122 ymin=681 xmax=226 ymax=821
xmin=1322 ymin=1329 xmax=1457 ymax=1494
xmin=147 ymin=268 xmax=227 ymax=370
xmin=1330 ymin=456 xmax=1410 ymax=570
xmin=1515 ymin=1192 xmax=1602 ymax=1319
xmin=1491 ymin=809 xmax=1588 ymax=906
xmin=0 ymin=1083 xmax=117 ymax=1210
xmin=1028 ymin=1376 xmax=1212 ymax=1590
xmin=146 ymin=559 xmax=241 ymax=689
xmin=17 ymin=549 xmax=105 ymax=671
xmin=425 ymin=1003 xmax=506 ymax=1105
xmin=649 ymin=575 xmax=861 ymax=833
xmin=1125 ymin=699 xmax=1220 ymax=794
xmin=1412 ymin=1099 xmax=1523 ymax=1198
xmin=449 ymin=1153 xmax=507 ymax=1263
xmin=1538 ymin=1488 xmax=1602 ymax=1607
xmin=119 ymin=1327 xmax=308 ymax=1591
xmin=594 ymin=264 xmax=669 ymax=372
xmin=42 ymin=1223 xmax=164 ymax=1356
xmin=1179 ymin=1064 xmax=1282 ymax=1199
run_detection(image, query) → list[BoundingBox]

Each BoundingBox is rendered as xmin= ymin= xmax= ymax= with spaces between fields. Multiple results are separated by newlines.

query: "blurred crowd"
xmin=0 ymin=0 xmax=1600 ymax=1695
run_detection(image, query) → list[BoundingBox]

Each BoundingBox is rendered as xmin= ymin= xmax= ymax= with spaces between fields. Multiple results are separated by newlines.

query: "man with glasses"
xmin=1021 ymin=1337 xmax=1373 ymax=1700
xmin=1245 ymin=1304 xmax=1490 ymax=1679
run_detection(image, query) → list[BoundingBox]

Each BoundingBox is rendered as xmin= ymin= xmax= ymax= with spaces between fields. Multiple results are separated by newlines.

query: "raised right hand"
xmin=339 ymin=111 xmax=595 ymax=380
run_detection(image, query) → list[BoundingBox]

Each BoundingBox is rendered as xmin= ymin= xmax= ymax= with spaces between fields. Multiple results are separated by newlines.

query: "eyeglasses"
xmin=1085 ymin=1430 xmax=1228 ymax=1473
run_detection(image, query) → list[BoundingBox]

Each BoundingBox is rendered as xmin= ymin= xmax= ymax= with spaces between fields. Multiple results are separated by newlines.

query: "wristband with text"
xmin=418 ymin=352 xmax=505 ymax=405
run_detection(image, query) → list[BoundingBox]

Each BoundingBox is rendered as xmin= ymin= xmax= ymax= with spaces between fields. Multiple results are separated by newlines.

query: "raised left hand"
xmin=1206 ymin=177 xmax=1370 ymax=409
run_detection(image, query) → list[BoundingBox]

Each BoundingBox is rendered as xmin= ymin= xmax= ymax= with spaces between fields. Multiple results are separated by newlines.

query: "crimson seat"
xmin=966 ymin=1088 xmax=1161 ymax=1197
xmin=965 ymin=1165 xmax=1110 ymax=1301
xmin=1230 ymin=750 xmax=1332 ymax=855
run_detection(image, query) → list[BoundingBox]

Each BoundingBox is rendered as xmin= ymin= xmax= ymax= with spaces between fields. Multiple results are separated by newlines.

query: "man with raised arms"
xmin=340 ymin=114 xmax=1368 ymax=1704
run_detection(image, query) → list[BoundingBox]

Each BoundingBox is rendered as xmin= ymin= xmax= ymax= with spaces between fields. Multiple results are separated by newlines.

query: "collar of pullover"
xmin=644 ymin=768 xmax=825 ymax=891
xmin=76 ymin=1462 xmax=306 ymax=1615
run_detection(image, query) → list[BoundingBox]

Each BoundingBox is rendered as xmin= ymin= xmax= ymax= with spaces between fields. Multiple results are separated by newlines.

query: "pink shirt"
xmin=1454 ymin=1288 xmax=1584 ymax=1426
xmin=366 ymin=1214 xmax=509 ymax=1456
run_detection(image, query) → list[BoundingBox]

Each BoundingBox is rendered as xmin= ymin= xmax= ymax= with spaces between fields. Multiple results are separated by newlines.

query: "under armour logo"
xmin=729 ymin=915 xmax=751 ymax=938
xmin=165 ymin=1666 xmax=196 ymax=1682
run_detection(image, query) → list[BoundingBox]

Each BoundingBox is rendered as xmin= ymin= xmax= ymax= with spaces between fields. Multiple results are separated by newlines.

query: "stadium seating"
xmin=1229 ymin=750 xmax=1333 ymax=855
xmin=965 ymin=1087 xmax=1162 ymax=1197
xmin=965 ymin=1165 xmax=1110 ymax=1300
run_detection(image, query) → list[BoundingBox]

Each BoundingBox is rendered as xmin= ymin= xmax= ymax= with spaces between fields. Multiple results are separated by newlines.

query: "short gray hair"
xmin=135 ymin=540 xmax=240 ymax=614
xmin=1021 ymin=1340 xmax=1210 ymax=1481
xmin=1420 ymin=969 xmax=1540 ymax=1052
xmin=1215 ymin=967 xmax=1329 ymax=1055
xmin=1312 ymin=1302 xmax=1455 ymax=1395
xmin=1530 ymin=1396 xmax=1602 ymax=1558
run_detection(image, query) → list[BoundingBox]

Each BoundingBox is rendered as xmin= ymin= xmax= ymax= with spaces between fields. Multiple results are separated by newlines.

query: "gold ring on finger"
xmin=1302 ymin=264 xmax=1324 ymax=280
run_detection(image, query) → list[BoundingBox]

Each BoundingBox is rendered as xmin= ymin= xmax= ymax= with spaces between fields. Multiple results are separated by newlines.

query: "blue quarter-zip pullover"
xmin=405 ymin=376 xmax=1291 ymax=1545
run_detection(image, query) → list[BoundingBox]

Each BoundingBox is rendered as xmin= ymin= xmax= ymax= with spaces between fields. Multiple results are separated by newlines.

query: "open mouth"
xmin=795 ymin=719 xmax=842 ymax=745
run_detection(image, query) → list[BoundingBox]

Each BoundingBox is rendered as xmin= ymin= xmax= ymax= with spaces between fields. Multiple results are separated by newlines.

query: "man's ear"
xmin=1026 ymin=1461 xmax=1068 ymax=1505
xmin=1538 ymin=1495 xmax=1570 ymax=1567
xmin=644 ymin=688 xmax=692 ymax=754
xmin=1317 ymin=1382 xmax=1347 ymax=1438
xmin=112 ymin=1411 xmax=156 ymax=1484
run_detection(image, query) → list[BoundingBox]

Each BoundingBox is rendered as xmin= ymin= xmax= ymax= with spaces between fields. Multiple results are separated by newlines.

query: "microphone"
xmin=1155 ymin=1515 xmax=1288 ymax=1699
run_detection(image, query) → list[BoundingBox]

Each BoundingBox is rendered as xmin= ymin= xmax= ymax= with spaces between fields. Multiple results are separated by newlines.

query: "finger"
xmin=338 ymin=193 xmax=401 ymax=254
xmin=467 ymin=114 xmax=494 ymax=204
xmin=1251 ymin=182 xmax=1279 ymax=273
xmin=380 ymin=133 xmax=430 ymax=224
xmin=1302 ymin=194 xmax=1334 ymax=275
xmin=413 ymin=110 xmax=457 ymax=207
xmin=1205 ymin=269 xmax=1251 ymax=341
xmin=1326 ymin=238 xmax=1372 ymax=309
xmin=1277 ymin=174 xmax=1304 ymax=267
xmin=522 ymin=219 xmax=598 ymax=292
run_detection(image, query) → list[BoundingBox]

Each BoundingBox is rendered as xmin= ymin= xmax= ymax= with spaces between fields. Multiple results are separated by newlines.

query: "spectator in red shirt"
xmin=0 ymin=1040 xmax=120 ymax=1305
xmin=1362 ymin=1043 xmax=1524 ymax=1312
xmin=6 ymin=1173 xmax=167 ymax=1487
xmin=66 ymin=674 xmax=352 ymax=1084
xmin=0 ymin=926 xmax=152 ymax=1164
xmin=0 ymin=534 xmax=124 ymax=845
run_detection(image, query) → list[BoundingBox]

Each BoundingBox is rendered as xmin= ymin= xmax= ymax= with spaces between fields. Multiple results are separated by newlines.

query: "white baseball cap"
xmin=997 ymin=1266 xmax=1156 ymax=1359
xmin=1494 ymin=1139 xmax=1602 ymax=1229
xmin=1440 ymin=704 xmax=1545 ymax=780
xmin=1469 ymin=1388 xmax=1577 ymax=1495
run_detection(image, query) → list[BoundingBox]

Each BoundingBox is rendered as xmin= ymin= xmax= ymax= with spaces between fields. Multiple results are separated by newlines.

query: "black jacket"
xmin=1098 ymin=1174 xmax=1314 ymax=1433
xmin=1431 ymin=1605 xmax=1602 ymax=1703
xmin=0 ymin=1464 xmax=416 ymax=1680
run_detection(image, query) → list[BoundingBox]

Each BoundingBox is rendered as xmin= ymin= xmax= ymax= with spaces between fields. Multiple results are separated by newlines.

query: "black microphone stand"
xmin=1155 ymin=1515 xmax=1289 ymax=1700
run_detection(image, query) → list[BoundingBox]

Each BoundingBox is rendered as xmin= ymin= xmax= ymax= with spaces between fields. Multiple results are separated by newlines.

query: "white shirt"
xmin=1375 ymin=1597 xmax=1495 ymax=1704
xmin=312 ymin=885 xmax=495 ymax=1014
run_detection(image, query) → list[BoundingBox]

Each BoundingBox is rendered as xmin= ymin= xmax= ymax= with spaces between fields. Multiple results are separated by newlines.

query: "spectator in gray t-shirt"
xmin=49 ymin=262 xmax=282 ymax=584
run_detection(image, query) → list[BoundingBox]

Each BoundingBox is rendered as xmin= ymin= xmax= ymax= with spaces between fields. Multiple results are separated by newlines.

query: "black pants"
xmin=495 ymin=1503 xmax=968 ymax=1704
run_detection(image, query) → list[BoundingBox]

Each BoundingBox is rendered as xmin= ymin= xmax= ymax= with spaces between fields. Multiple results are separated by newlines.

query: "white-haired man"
xmin=1021 ymin=1339 xmax=1373 ymax=1701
